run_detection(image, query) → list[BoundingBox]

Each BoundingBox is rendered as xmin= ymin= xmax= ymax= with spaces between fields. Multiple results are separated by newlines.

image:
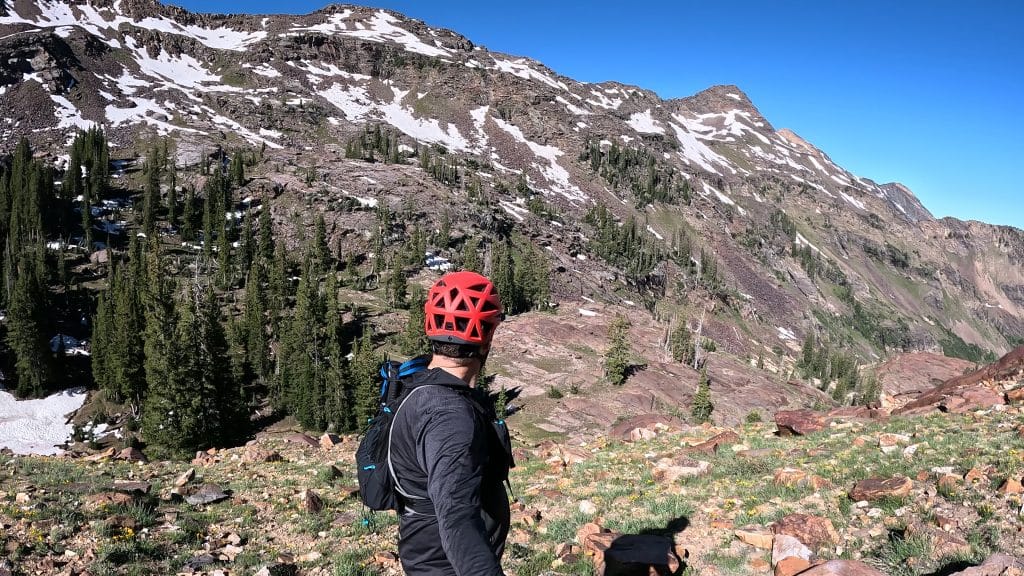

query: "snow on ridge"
xmin=106 ymin=97 xmax=206 ymax=136
xmin=318 ymin=83 xmax=474 ymax=153
xmin=492 ymin=117 xmax=586 ymax=202
xmin=252 ymin=64 xmax=282 ymax=78
xmin=585 ymin=90 xmax=623 ymax=110
xmin=839 ymin=191 xmax=866 ymax=211
xmin=555 ymin=96 xmax=590 ymax=116
xmin=1 ymin=1 xmax=265 ymax=51
xmin=668 ymin=121 xmax=736 ymax=176
xmin=125 ymin=36 xmax=241 ymax=94
xmin=50 ymin=95 xmax=95 ymax=131
xmin=777 ymin=327 xmax=797 ymax=340
xmin=627 ymin=110 xmax=665 ymax=134
xmin=0 ymin=387 xmax=87 ymax=455
xmin=321 ymin=10 xmax=451 ymax=57
xmin=290 ymin=10 xmax=353 ymax=33
xmin=492 ymin=57 xmax=568 ymax=91
xmin=701 ymin=181 xmax=746 ymax=215
xmin=470 ymin=106 xmax=490 ymax=148
xmin=795 ymin=232 xmax=820 ymax=253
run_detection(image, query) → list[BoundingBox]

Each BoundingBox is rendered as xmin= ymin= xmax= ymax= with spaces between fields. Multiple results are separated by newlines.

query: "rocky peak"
xmin=879 ymin=182 xmax=933 ymax=222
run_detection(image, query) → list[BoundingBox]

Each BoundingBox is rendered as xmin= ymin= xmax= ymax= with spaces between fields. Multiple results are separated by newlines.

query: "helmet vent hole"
xmin=455 ymin=318 xmax=469 ymax=332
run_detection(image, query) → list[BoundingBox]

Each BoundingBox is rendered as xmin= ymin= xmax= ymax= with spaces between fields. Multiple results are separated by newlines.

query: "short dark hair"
xmin=431 ymin=341 xmax=482 ymax=360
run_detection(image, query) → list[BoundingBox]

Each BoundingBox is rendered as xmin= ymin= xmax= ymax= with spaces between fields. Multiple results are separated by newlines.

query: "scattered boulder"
xmin=772 ymin=533 xmax=812 ymax=565
xmin=997 ymin=477 xmax=1023 ymax=495
xmin=775 ymin=410 xmax=826 ymax=436
xmin=116 ymin=447 xmax=147 ymax=462
xmin=684 ymin=430 xmax=741 ymax=455
xmin=243 ymin=447 xmax=283 ymax=463
xmin=652 ymin=457 xmax=711 ymax=483
xmin=112 ymin=480 xmax=151 ymax=495
xmin=609 ymin=414 xmax=685 ymax=442
xmin=1006 ymin=387 xmax=1024 ymax=404
xmin=284 ymin=433 xmax=319 ymax=447
xmin=849 ymin=476 xmax=913 ymax=502
xmin=964 ymin=465 xmax=993 ymax=485
xmin=84 ymin=491 xmax=133 ymax=511
xmin=175 ymin=467 xmax=196 ymax=487
xmin=797 ymin=560 xmax=888 ymax=576
xmin=775 ymin=556 xmax=811 ymax=576
xmin=773 ymin=468 xmax=831 ymax=490
xmin=319 ymin=433 xmax=341 ymax=449
xmin=184 ymin=484 xmax=231 ymax=506
xmin=300 ymin=489 xmax=323 ymax=514
xmin=255 ymin=562 xmax=297 ymax=576
xmin=735 ymin=528 xmax=773 ymax=549
xmin=771 ymin=514 xmax=838 ymax=553
xmin=945 ymin=554 xmax=1024 ymax=576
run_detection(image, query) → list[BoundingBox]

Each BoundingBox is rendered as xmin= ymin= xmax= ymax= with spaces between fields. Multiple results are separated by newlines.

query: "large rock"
xmin=797 ymin=560 xmax=888 ymax=576
xmin=849 ymin=476 xmax=913 ymax=502
xmin=735 ymin=528 xmax=773 ymax=549
xmin=608 ymin=413 xmax=684 ymax=441
xmin=684 ymin=430 xmax=741 ymax=455
xmin=771 ymin=514 xmax=838 ymax=553
xmin=184 ymin=484 xmax=231 ymax=506
xmin=652 ymin=457 xmax=711 ymax=483
xmin=946 ymin=554 xmax=1024 ymax=576
xmin=771 ymin=534 xmax=812 ymax=565
xmin=775 ymin=410 xmax=826 ymax=436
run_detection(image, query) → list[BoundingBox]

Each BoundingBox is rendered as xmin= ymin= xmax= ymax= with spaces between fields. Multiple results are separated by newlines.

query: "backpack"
xmin=355 ymin=356 xmax=430 ymax=511
xmin=355 ymin=357 xmax=517 ymax=513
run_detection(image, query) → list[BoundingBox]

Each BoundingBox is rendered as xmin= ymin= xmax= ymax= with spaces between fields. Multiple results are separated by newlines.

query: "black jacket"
xmin=388 ymin=367 xmax=510 ymax=576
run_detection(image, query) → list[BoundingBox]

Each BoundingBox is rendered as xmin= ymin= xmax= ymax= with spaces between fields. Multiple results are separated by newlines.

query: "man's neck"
xmin=428 ymin=355 xmax=481 ymax=386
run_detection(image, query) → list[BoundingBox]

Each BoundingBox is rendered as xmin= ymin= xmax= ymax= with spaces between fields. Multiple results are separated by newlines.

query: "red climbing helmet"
xmin=424 ymin=271 xmax=503 ymax=346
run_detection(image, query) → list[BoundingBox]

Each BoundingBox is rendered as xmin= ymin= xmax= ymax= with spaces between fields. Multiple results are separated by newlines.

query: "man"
xmin=388 ymin=271 xmax=512 ymax=576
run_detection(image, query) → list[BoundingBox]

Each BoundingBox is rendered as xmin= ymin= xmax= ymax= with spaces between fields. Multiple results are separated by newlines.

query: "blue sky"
xmin=174 ymin=1 xmax=1024 ymax=228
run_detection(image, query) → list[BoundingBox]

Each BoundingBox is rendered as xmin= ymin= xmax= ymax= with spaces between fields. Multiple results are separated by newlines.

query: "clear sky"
xmin=172 ymin=1 xmax=1024 ymax=229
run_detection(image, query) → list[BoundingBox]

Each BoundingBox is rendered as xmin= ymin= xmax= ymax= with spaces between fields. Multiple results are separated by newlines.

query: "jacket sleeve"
xmin=418 ymin=400 xmax=504 ymax=576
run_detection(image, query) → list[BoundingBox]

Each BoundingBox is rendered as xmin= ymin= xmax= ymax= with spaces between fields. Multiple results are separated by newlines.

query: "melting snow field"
xmin=0 ymin=387 xmax=86 ymax=455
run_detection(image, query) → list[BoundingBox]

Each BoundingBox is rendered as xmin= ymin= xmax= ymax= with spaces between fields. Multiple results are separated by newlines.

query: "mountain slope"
xmin=1 ymin=0 xmax=1021 ymax=377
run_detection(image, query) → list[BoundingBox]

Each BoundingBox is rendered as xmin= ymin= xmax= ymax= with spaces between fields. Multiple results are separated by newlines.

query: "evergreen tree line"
xmin=0 ymin=135 xmax=105 ymax=397
xmin=580 ymin=140 xmax=692 ymax=207
xmin=345 ymin=124 xmax=404 ymax=164
xmin=797 ymin=333 xmax=878 ymax=404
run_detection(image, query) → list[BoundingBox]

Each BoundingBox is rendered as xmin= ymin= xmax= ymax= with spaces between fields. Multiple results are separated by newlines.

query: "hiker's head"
xmin=424 ymin=271 xmax=503 ymax=361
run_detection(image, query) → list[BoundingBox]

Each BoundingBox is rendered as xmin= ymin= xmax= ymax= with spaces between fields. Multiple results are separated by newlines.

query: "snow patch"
xmin=555 ymin=96 xmax=590 ymax=116
xmin=0 ymin=387 xmax=87 ymax=455
xmin=585 ymin=90 xmax=623 ymax=110
xmin=578 ymin=308 xmax=598 ymax=317
xmin=839 ymin=191 xmax=866 ymax=210
xmin=492 ymin=57 xmax=567 ymax=90
xmin=777 ymin=327 xmax=797 ymax=341
xmin=492 ymin=118 xmax=585 ymax=202
xmin=795 ymin=232 xmax=820 ymax=253
xmin=627 ymin=110 xmax=665 ymax=134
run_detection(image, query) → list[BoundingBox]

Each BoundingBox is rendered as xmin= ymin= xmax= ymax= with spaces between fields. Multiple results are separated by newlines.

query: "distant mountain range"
xmin=2 ymin=0 xmax=1022 ymax=373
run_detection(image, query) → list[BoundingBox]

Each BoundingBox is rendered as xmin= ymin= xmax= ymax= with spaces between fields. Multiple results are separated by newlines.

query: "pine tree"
xmin=669 ymin=320 xmax=694 ymax=364
xmin=462 ymin=237 xmax=481 ymax=273
xmin=350 ymin=327 xmax=380 ymax=427
xmin=387 ymin=260 xmax=407 ymax=308
xmin=399 ymin=285 xmax=429 ymax=357
xmin=691 ymin=367 xmax=714 ymax=424
xmin=142 ymin=146 xmax=161 ymax=236
xmin=140 ymin=238 xmax=178 ymax=448
xmin=603 ymin=314 xmax=631 ymax=386
xmin=7 ymin=245 xmax=49 ymax=397
xmin=323 ymin=272 xmax=353 ymax=431
xmin=257 ymin=200 xmax=274 ymax=264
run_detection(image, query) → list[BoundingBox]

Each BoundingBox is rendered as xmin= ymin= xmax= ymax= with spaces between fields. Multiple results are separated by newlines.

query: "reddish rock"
xmin=300 ymin=489 xmax=323 ymax=514
xmin=84 ymin=491 xmax=133 ymax=511
xmin=773 ymin=468 xmax=831 ymax=490
xmin=938 ymin=474 xmax=960 ymax=493
xmin=83 ymin=447 xmax=117 ymax=461
xmin=117 ymin=447 xmax=147 ymax=462
xmin=175 ymin=468 xmax=196 ymax=487
xmin=964 ymin=466 xmax=992 ymax=485
xmin=849 ymin=476 xmax=913 ymax=501
xmin=284 ymin=433 xmax=319 ymax=447
xmin=797 ymin=560 xmax=888 ymax=576
xmin=243 ymin=447 xmax=283 ymax=463
xmin=998 ymin=477 xmax=1023 ymax=495
xmin=771 ymin=514 xmax=838 ymax=553
xmin=775 ymin=410 xmax=826 ymax=436
xmin=609 ymin=414 xmax=685 ymax=442
xmin=684 ymin=430 xmax=741 ymax=455
xmin=319 ymin=433 xmax=341 ymax=449
xmin=916 ymin=470 xmax=930 ymax=482
xmin=875 ymin=352 xmax=975 ymax=397
xmin=1007 ymin=387 xmax=1024 ymax=404
xmin=736 ymin=528 xmax=774 ymax=549
xmin=576 ymin=522 xmax=604 ymax=543
xmin=945 ymin=553 xmax=1024 ymax=576
xmin=897 ymin=347 xmax=1024 ymax=415
xmin=583 ymin=531 xmax=620 ymax=563
xmin=775 ymin=556 xmax=812 ymax=576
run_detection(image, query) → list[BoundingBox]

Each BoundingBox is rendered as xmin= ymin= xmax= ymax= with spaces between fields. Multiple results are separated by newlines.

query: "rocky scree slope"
xmin=1 ymin=0 xmax=1023 ymax=364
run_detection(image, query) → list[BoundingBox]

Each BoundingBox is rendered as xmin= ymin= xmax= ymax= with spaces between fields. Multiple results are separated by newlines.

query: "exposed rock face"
xmin=875 ymin=352 xmax=975 ymax=398
xmin=775 ymin=410 xmax=827 ymax=436
xmin=849 ymin=476 xmax=913 ymax=502
xmin=897 ymin=346 xmax=1024 ymax=415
